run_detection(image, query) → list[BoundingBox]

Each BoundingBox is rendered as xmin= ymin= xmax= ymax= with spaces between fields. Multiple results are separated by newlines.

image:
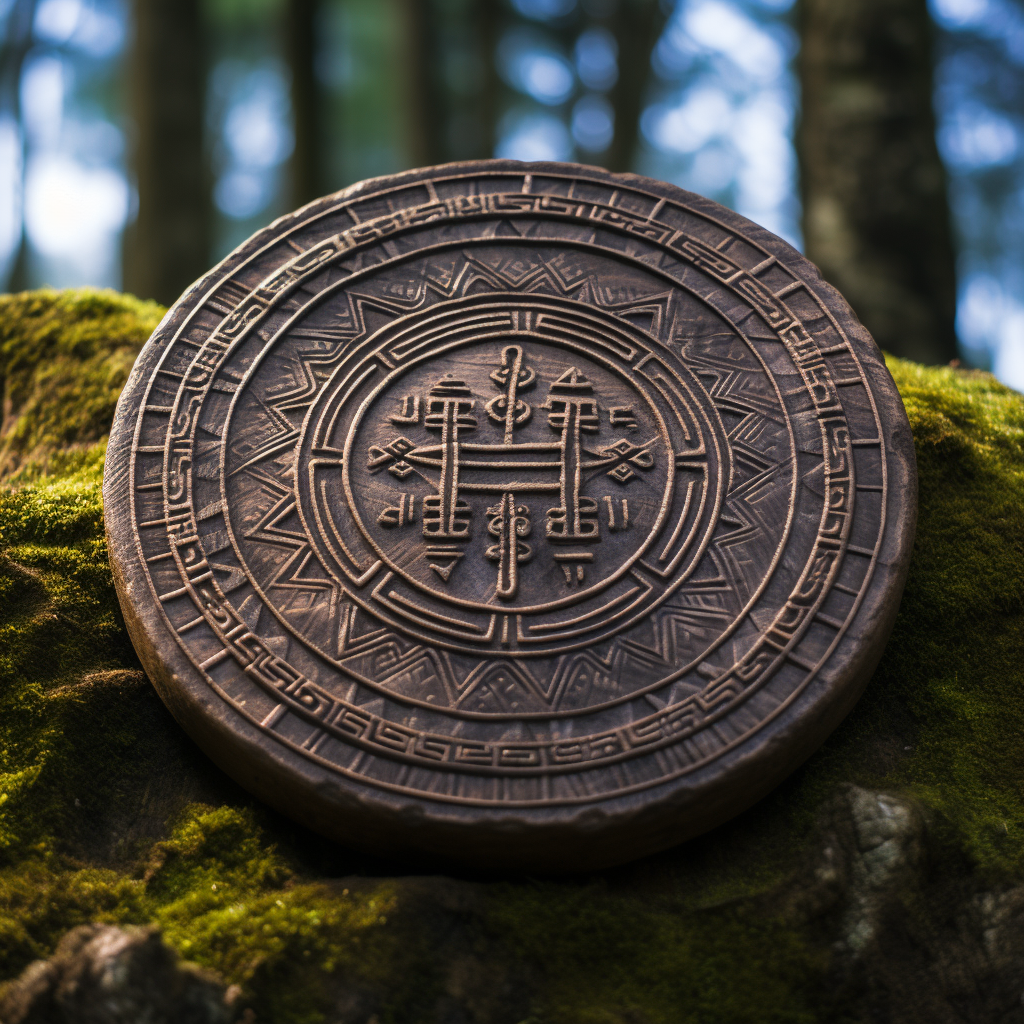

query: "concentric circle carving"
xmin=284 ymin=294 xmax=727 ymax=660
xmin=104 ymin=161 xmax=916 ymax=870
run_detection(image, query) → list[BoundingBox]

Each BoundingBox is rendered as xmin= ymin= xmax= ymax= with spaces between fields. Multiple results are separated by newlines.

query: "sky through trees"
xmin=1 ymin=0 xmax=1023 ymax=386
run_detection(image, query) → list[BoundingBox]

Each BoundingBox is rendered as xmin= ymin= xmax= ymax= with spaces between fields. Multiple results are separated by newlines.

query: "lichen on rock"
xmin=0 ymin=289 xmax=1022 ymax=1023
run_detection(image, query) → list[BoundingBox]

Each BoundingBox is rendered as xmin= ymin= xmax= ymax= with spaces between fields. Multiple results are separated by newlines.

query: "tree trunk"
xmin=400 ymin=0 xmax=446 ymax=168
xmin=798 ymin=0 xmax=958 ymax=364
xmin=123 ymin=0 xmax=210 ymax=306
xmin=606 ymin=0 xmax=666 ymax=174
xmin=476 ymin=0 xmax=500 ymax=160
xmin=1 ymin=0 xmax=39 ymax=293
xmin=286 ymin=0 xmax=324 ymax=207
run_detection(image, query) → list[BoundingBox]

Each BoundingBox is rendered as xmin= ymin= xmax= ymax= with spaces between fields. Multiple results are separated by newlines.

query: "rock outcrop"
xmin=0 ymin=290 xmax=1022 ymax=1023
xmin=0 ymin=924 xmax=240 ymax=1024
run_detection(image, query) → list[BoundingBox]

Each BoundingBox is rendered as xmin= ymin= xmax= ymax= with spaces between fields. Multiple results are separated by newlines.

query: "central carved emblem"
xmin=367 ymin=345 xmax=658 ymax=601
xmin=296 ymin=297 xmax=722 ymax=656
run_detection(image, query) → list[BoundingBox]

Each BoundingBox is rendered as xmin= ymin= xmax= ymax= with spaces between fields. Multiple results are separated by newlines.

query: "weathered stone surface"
xmin=103 ymin=161 xmax=917 ymax=871
xmin=0 ymin=923 xmax=237 ymax=1023
xmin=0 ymin=289 xmax=1022 ymax=1022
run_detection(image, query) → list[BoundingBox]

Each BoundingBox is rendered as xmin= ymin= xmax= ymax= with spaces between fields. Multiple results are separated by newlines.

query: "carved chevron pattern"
xmin=226 ymin=246 xmax=790 ymax=714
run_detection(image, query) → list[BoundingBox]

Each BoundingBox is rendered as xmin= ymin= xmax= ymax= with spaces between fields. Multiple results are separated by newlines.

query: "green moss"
xmin=0 ymin=444 xmax=141 ymax=865
xmin=780 ymin=357 xmax=1024 ymax=877
xmin=145 ymin=806 xmax=388 ymax=1023
xmin=0 ymin=291 xmax=1022 ymax=1022
xmin=0 ymin=288 xmax=163 ymax=479
xmin=889 ymin=360 xmax=1024 ymax=872
xmin=486 ymin=885 xmax=825 ymax=1024
xmin=0 ymin=860 xmax=148 ymax=975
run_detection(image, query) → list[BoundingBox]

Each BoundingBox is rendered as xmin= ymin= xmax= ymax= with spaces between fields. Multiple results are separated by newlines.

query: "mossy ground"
xmin=0 ymin=290 xmax=1021 ymax=1022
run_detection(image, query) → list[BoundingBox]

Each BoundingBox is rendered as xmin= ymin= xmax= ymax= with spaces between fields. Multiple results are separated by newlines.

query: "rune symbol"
xmin=372 ymin=346 xmax=657 ymax=601
xmin=486 ymin=344 xmax=535 ymax=444
xmin=485 ymin=346 xmax=535 ymax=600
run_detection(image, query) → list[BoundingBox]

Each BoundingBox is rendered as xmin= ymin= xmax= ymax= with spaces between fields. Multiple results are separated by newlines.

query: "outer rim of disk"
xmin=103 ymin=159 xmax=917 ymax=872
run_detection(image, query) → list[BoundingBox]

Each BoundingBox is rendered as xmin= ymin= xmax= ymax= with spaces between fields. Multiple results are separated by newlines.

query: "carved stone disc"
xmin=104 ymin=161 xmax=916 ymax=871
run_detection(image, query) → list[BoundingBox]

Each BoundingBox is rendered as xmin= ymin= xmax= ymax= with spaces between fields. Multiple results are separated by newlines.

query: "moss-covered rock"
xmin=0 ymin=921 xmax=239 ymax=1024
xmin=0 ymin=290 xmax=1022 ymax=1023
xmin=0 ymin=289 xmax=163 ymax=479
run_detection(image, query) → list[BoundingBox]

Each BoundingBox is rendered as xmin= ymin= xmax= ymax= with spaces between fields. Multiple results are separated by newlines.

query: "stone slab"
xmin=103 ymin=161 xmax=917 ymax=870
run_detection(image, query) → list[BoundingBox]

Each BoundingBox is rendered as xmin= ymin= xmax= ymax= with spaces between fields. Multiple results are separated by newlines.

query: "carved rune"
xmin=366 ymin=346 xmax=656 ymax=600
xmin=486 ymin=493 xmax=532 ymax=600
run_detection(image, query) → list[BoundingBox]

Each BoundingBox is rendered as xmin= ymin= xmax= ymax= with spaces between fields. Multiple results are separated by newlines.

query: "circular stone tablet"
xmin=104 ymin=161 xmax=916 ymax=871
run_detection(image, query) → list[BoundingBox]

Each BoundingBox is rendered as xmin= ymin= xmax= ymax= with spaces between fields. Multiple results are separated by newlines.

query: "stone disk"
xmin=103 ymin=161 xmax=917 ymax=871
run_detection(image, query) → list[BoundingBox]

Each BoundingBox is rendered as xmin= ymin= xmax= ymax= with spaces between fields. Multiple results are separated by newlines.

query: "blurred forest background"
xmin=1 ymin=0 xmax=1023 ymax=384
